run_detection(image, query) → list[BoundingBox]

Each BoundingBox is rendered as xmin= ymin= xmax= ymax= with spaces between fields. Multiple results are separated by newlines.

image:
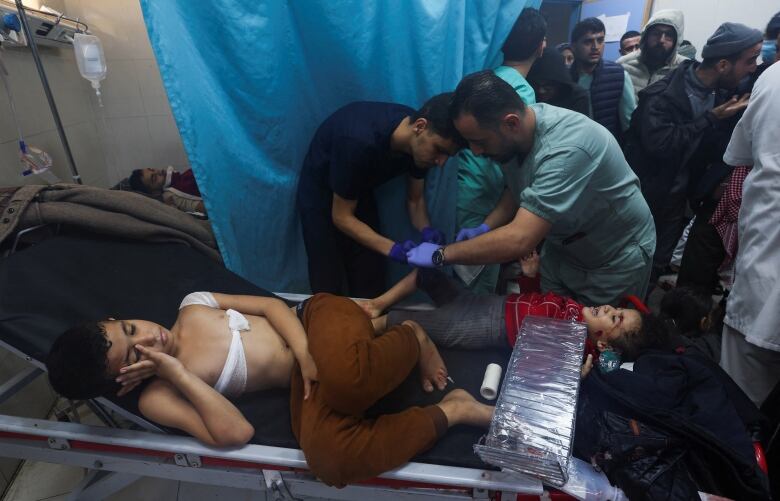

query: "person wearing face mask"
xmin=623 ymin=23 xmax=763 ymax=295
xmin=617 ymin=9 xmax=688 ymax=100
xmin=749 ymin=11 xmax=780 ymax=85
xmin=763 ymin=11 xmax=780 ymax=63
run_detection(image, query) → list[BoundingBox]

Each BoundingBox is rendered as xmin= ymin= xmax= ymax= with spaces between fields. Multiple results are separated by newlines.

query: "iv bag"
xmin=73 ymin=33 xmax=107 ymax=102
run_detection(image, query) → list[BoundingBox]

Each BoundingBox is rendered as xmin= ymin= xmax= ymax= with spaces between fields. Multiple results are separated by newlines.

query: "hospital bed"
xmin=0 ymin=231 xmax=551 ymax=500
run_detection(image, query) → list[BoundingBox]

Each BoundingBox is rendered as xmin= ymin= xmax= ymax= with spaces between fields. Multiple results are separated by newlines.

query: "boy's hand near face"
xmin=116 ymin=350 xmax=160 ymax=396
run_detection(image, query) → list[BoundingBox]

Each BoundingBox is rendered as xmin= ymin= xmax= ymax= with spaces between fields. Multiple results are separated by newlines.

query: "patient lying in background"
xmin=46 ymin=292 xmax=492 ymax=487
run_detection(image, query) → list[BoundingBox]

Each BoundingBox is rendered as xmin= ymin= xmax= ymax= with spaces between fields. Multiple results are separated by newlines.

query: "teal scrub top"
xmin=456 ymin=66 xmax=535 ymax=229
xmin=577 ymin=72 xmax=636 ymax=131
xmin=502 ymin=103 xmax=654 ymax=271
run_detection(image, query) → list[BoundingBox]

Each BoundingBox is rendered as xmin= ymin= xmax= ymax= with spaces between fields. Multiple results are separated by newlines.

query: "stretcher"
xmin=0 ymin=232 xmax=556 ymax=500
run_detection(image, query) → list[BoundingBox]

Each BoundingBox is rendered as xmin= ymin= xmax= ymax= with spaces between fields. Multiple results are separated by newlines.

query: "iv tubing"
xmin=14 ymin=0 xmax=81 ymax=184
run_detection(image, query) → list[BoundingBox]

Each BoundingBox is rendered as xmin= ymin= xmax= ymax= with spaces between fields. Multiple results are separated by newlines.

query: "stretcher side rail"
xmin=0 ymin=414 xmax=544 ymax=497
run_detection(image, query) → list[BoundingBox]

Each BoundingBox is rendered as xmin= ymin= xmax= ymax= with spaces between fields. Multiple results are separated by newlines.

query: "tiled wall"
xmin=0 ymin=0 xmax=189 ymax=188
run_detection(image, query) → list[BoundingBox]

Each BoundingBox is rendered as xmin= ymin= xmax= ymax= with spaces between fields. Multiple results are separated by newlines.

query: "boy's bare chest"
xmin=174 ymin=308 xmax=290 ymax=386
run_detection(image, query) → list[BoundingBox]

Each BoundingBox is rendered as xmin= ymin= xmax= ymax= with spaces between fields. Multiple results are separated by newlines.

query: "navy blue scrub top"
xmin=297 ymin=102 xmax=426 ymax=211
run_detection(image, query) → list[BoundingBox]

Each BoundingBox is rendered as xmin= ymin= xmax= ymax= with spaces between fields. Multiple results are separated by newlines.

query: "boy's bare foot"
xmin=403 ymin=320 xmax=448 ymax=392
xmin=437 ymin=389 xmax=494 ymax=428
xmin=353 ymin=299 xmax=383 ymax=318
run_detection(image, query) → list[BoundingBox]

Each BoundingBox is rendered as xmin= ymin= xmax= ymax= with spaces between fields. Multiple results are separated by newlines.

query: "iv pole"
xmin=13 ymin=0 xmax=81 ymax=184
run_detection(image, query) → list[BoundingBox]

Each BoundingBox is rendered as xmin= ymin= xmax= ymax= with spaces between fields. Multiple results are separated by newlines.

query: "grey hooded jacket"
xmin=617 ymin=9 xmax=689 ymax=99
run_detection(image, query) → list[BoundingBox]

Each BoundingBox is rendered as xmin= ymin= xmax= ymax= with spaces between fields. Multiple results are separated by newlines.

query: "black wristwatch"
xmin=432 ymin=247 xmax=446 ymax=267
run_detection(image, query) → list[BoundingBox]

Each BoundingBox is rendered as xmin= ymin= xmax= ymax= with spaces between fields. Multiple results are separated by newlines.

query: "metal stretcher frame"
xmin=0 ymin=288 xmax=546 ymax=501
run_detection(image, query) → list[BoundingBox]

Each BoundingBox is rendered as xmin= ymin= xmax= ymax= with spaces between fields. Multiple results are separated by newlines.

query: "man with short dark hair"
xmin=619 ymin=30 xmax=641 ymax=56
xmin=296 ymin=94 xmax=465 ymax=298
xmin=623 ymin=22 xmax=763 ymax=293
xmin=618 ymin=10 xmax=689 ymax=99
xmin=569 ymin=17 xmax=636 ymax=141
xmin=407 ymin=71 xmax=655 ymax=306
xmin=454 ymin=7 xmax=546 ymax=294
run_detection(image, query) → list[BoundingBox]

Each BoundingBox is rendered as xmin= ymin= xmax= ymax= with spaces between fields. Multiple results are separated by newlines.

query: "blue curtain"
xmin=141 ymin=0 xmax=540 ymax=293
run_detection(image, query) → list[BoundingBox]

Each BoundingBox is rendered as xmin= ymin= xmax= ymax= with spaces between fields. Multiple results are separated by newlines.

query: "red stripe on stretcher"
xmin=69 ymin=440 xmax=174 ymax=459
xmin=503 ymin=491 xmax=576 ymax=500
xmin=0 ymin=431 xmax=48 ymax=442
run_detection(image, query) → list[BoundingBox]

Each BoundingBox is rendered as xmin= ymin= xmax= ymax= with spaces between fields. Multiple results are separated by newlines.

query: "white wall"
xmin=652 ymin=0 xmax=777 ymax=57
xmin=0 ymin=0 xmax=189 ymax=188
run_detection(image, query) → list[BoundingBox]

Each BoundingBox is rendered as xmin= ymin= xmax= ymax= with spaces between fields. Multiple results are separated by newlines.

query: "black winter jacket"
xmin=575 ymin=350 xmax=770 ymax=500
xmin=623 ymin=60 xmax=738 ymax=211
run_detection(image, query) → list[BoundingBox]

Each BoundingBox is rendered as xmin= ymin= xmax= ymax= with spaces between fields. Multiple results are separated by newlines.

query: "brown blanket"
xmin=0 ymin=184 xmax=220 ymax=261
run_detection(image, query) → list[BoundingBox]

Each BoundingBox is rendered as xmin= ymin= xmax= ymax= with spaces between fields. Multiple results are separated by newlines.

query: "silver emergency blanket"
xmin=475 ymin=315 xmax=587 ymax=486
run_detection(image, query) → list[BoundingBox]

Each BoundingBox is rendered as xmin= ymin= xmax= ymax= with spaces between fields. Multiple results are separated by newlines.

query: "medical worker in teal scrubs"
xmin=454 ymin=8 xmax=545 ymax=294
xmin=408 ymin=71 xmax=656 ymax=306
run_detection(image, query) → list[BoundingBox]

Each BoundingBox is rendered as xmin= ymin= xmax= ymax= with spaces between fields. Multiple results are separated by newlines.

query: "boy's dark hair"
xmin=571 ymin=17 xmax=605 ymax=43
xmin=660 ymin=287 xmax=714 ymax=335
xmin=450 ymin=70 xmax=526 ymax=129
xmin=620 ymin=30 xmax=641 ymax=44
xmin=502 ymin=8 xmax=547 ymax=61
xmin=128 ymin=169 xmax=149 ymax=193
xmin=611 ymin=312 xmax=673 ymax=362
xmin=46 ymin=322 xmax=119 ymax=400
xmin=410 ymin=92 xmax=467 ymax=148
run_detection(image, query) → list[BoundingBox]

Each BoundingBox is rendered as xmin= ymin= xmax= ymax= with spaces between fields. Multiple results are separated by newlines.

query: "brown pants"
xmin=290 ymin=293 xmax=447 ymax=487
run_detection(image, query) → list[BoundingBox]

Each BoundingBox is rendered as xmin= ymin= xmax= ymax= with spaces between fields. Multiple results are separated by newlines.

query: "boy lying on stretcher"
xmin=358 ymin=252 xmax=670 ymax=367
xmin=45 ymin=293 xmax=493 ymax=487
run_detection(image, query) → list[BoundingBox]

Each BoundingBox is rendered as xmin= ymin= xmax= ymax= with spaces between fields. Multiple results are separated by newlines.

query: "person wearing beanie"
xmin=617 ymin=9 xmax=689 ymax=99
xmin=623 ymin=22 xmax=762 ymax=295
xmin=454 ymin=7 xmax=547 ymax=295
xmin=527 ymin=47 xmax=590 ymax=116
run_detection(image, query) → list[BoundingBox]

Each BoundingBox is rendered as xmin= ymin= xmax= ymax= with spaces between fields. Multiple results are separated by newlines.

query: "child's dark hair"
xmin=128 ymin=169 xmax=149 ymax=193
xmin=660 ymin=287 xmax=713 ymax=336
xmin=610 ymin=312 xmax=673 ymax=361
xmin=46 ymin=322 xmax=119 ymax=400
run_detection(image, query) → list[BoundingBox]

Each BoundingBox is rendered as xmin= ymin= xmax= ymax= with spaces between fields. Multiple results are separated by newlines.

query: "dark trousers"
xmin=299 ymin=194 xmax=386 ymax=298
xmin=291 ymin=294 xmax=447 ymax=487
xmin=677 ymin=201 xmax=724 ymax=292
xmin=387 ymin=269 xmax=507 ymax=349
xmin=649 ymin=199 xmax=689 ymax=289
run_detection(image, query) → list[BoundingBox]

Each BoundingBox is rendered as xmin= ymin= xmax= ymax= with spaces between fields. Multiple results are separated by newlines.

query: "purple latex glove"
xmin=389 ymin=240 xmax=416 ymax=263
xmin=455 ymin=223 xmax=490 ymax=242
xmin=421 ymin=226 xmax=446 ymax=245
xmin=406 ymin=242 xmax=441 ymax=268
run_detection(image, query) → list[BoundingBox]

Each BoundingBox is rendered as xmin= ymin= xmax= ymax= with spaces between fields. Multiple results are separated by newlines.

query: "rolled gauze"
xmin=480 ymin=363 xmax=503 ymax=400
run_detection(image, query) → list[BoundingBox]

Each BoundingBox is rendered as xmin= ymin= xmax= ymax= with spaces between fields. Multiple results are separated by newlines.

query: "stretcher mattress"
xmin=0 ymin=234 xmax=511 ymax=470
